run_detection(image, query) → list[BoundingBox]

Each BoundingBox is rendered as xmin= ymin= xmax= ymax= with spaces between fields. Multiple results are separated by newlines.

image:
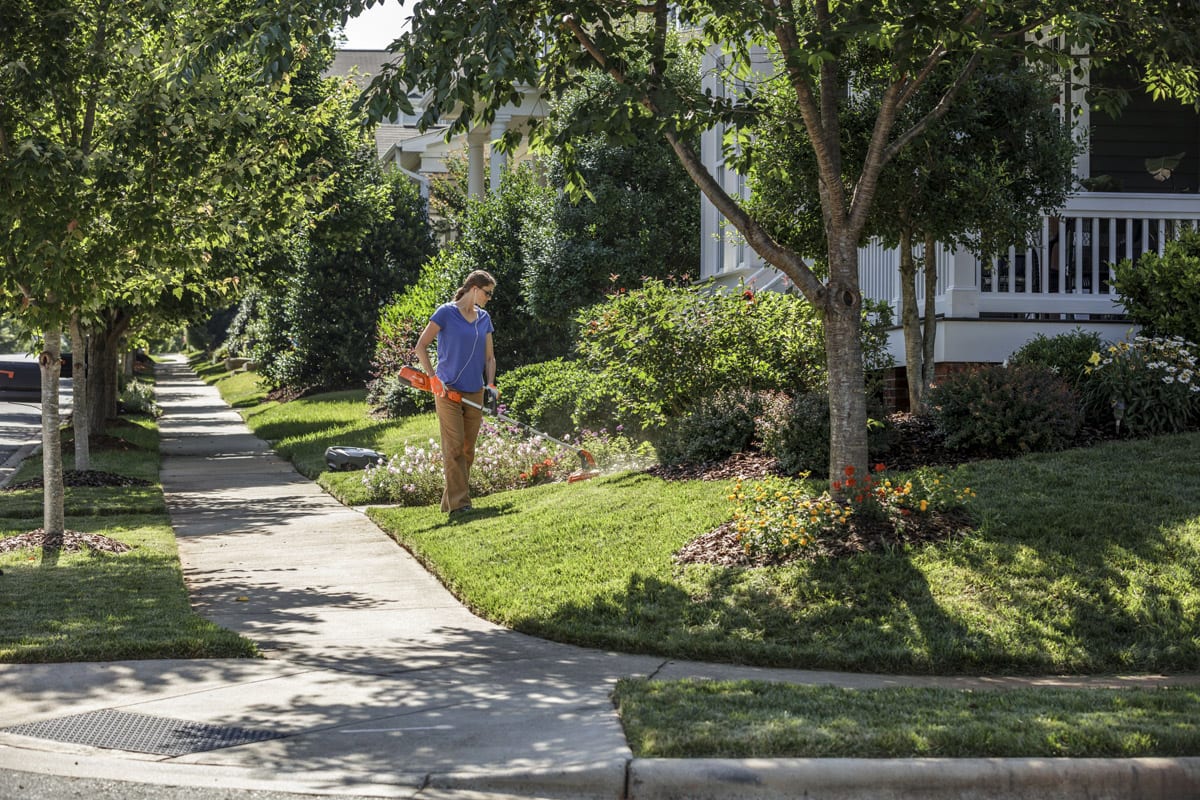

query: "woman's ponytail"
xmin=454 ymin=269 xmax=496 ymax=301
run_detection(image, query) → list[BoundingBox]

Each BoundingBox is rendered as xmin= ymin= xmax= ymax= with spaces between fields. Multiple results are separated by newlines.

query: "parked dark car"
xmin=0 ymin=354 xmax=71 ymax=400
xmin=0 ymin=357 xmax=41 ymax=399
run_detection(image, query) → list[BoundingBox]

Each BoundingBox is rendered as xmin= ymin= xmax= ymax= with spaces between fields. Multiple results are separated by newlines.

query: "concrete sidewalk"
xmin=0 ymin=355 xmax=1197 ymax=800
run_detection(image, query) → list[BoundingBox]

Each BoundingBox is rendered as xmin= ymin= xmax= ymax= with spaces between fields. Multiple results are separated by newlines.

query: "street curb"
xmin=427 ymin=761 xmax=627 ymax=799
xmin=0 ymin=442 xmax=39 ymax=489
xmin=627 ymin=757 xmax=1200 ymax=800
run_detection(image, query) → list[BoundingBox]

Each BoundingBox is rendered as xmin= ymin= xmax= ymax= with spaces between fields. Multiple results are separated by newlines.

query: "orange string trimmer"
xmin=397 ymin=365 xmax=600 ymax=483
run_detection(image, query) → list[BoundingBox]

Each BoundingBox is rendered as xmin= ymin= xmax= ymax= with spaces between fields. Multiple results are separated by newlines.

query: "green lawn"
xmin=0 ymin=414 xmax=257 ymax=663
xmin=614 ymin=679 xmax=1200 ymax=758
xmin=365 ymin=433 xmax=1200 ymax=674
xmin=204 ymin=365 xmax=1200 ymax=676
xmin=192 ymin=361 xmax=1200 ymax=756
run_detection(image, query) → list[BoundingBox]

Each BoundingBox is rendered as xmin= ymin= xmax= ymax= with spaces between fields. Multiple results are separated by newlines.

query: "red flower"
xmin=832 ymin=481 xmax=842 ymax=491
xmin=874 ymin=463 xmax=887 ymax=473
xmin=844 ymin=465 xmax=856 ymax=477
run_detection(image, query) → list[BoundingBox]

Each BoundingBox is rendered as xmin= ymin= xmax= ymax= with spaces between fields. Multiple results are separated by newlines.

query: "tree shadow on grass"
xmin=517 ymin=436 xmax=1200 ymax=675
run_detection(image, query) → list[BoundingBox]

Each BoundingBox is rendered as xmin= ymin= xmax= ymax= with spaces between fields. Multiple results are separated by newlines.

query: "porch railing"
xmin=860 ymin=192 xmax=1200 ymax=318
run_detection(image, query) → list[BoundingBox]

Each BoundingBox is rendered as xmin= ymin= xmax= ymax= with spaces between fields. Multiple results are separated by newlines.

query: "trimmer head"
xmin=566 ymin=449 xmax=601 ymax=483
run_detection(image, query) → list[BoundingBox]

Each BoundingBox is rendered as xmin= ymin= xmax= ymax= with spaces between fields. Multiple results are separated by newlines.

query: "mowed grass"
xmin=0 ymin=413 xmax=257 ymax=662
xmin=202 ymin=361 xmax=1200 ymax=757
xmin=614 ymin=679 xmax=1200 ymax=758
xmin=366 ymin=433 xmax=1200 ymax=675
xmin=0 ymin=514 xmax=256 ymax=662
xmin=204 ymin=364 xmax=1200 ymax=675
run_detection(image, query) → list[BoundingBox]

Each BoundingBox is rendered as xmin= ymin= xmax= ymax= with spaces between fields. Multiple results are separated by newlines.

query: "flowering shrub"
xmin=729 ymin=465 xmax=976 ymax=561
xmin=359 ymin=422 xmax=653 ymax=505
xmin=361 ymin=424 xmax=567 ymax=505
xmin=1082 ymin=335 xmax=1200 ymax=436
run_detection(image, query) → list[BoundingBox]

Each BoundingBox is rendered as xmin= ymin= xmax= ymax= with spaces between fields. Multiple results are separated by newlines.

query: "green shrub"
xmin=929 ymin=364 xmax=1082 ymax=455
xmin=521 ymin=66 xmax=700 ymax=341
xmin=496 ymin=358 xmax=597 ymax=438
xmin=759 ymin=391 xmax=831 ymax=476
xmin=119 ymin=380 xmax=161 ymax=417
xmin=1080 ymin=335 xmax=1200 ymax=436
xmin=654 ymin=389 xmax=762 ymax=467
xmin=366 ymin=249 xmax=465 ymax=416
xmin=255 ymin=169 xmax=434 ymax=393
xmin=1113 ymin=227 xmax=1200 ymax=344
xmin=1009 ymin=328 xmax=1102 ymax=390
xmin=575 ymin=280 xmax=892 ymax=431
xmin=756 ymin=391 xmax=892 ymax=477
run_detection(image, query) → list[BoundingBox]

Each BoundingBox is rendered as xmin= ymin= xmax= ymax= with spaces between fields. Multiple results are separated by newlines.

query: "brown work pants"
xmin=435 ymin=390 xmax=484 ymax=512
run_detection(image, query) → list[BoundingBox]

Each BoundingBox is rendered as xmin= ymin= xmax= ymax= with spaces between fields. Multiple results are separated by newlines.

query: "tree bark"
xmin=69 ymin=315 xmax=91 ymax=472
xmin=85 ymin=309 xmax=132 ymax=432
xmin=898 ymin=228 xmax=925 ymax=413
xmin=921 ymin=232 xmax=939 ymax=394
xmin=38 ymin=324 xmax=65 ymax=551
xmin=824 ymin=239 xmax=869 ymax=485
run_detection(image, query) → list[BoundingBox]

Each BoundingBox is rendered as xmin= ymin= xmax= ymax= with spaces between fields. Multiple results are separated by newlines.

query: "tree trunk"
xmin=85 ymin=309 xmax=131 ymax=432
xmin=38 ymin=324 xmax=65 ymax=551
xmin=921 ymin=232 xmax=939 ymax=395
xmin=69 ymin=315 xmax=91 ymax=472
xmin=824 ymin=241 xmax=869 ymax=487
xmin=898 ymin=228 xmax=925 ymax=413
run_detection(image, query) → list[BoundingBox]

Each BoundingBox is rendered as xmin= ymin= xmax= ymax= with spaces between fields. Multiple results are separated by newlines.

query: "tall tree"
xmin=210 ymin=0 xmax=1200 ymax=488
xmin=746 ymin=57 xmax=1079 ymax=412
xmin=1 ymin=0 xmax=332 ymax=547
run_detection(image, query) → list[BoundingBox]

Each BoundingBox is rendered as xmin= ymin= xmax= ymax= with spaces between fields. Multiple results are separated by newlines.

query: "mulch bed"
xmin=61 ymin=433 xmax=147 ymax=451
xmin=3 ymin=470 xmax=153 ymax=491
xmin=647 ymin=450 xmax=785 ymax=482
xmin=0 ymin=528 xmax=133 ymax=554
xmin=674 ymin=508 xmax=976 ymax=567
xmin=658 ymin=413 xmax=998 ymax=567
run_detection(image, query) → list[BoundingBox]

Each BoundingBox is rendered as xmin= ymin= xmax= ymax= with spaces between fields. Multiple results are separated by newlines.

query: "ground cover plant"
xmin=0 ymin=414 xmax=256 ymax=662
xmin=614 ymin=679 xmax=1200 ymax=758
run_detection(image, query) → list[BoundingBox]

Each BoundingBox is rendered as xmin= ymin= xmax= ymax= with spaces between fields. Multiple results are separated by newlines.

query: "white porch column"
xmin=489 ymin=117 xmax=509 ymax=191
xmin=940 ymin=245 xmax=980 ymax=318
xmin=467 ymin=129 xmax=487 ymax=199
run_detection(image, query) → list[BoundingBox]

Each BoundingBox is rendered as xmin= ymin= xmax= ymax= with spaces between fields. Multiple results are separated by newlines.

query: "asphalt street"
xmin=0 ymin=354 xmax=71 ymax=479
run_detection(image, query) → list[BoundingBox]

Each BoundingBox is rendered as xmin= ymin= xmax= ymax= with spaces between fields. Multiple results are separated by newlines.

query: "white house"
xmin=698 ymin=51 xmax=1200 ymax=401
xmin=326 ymin=50 xmax=547 ymax=204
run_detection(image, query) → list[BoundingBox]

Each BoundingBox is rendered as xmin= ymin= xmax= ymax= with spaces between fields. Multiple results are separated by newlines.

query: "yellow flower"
xmin=919 ymin=499 xmax=929 ymax=512
xmin=1088 ymin=351 xmax=1101 ymax=366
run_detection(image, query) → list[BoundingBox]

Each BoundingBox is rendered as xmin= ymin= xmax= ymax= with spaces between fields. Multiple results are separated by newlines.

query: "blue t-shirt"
xmin=431 ymin=302 xmax=493 ymax=393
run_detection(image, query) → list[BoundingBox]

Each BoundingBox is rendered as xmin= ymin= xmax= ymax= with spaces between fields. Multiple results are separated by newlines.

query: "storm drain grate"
xmin=2 ymin=709 xmax=283 ymax=756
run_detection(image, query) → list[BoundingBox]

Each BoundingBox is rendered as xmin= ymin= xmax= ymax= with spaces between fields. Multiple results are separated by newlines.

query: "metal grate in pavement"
xmin=1 ymin=709 xmax=283 ymax=756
